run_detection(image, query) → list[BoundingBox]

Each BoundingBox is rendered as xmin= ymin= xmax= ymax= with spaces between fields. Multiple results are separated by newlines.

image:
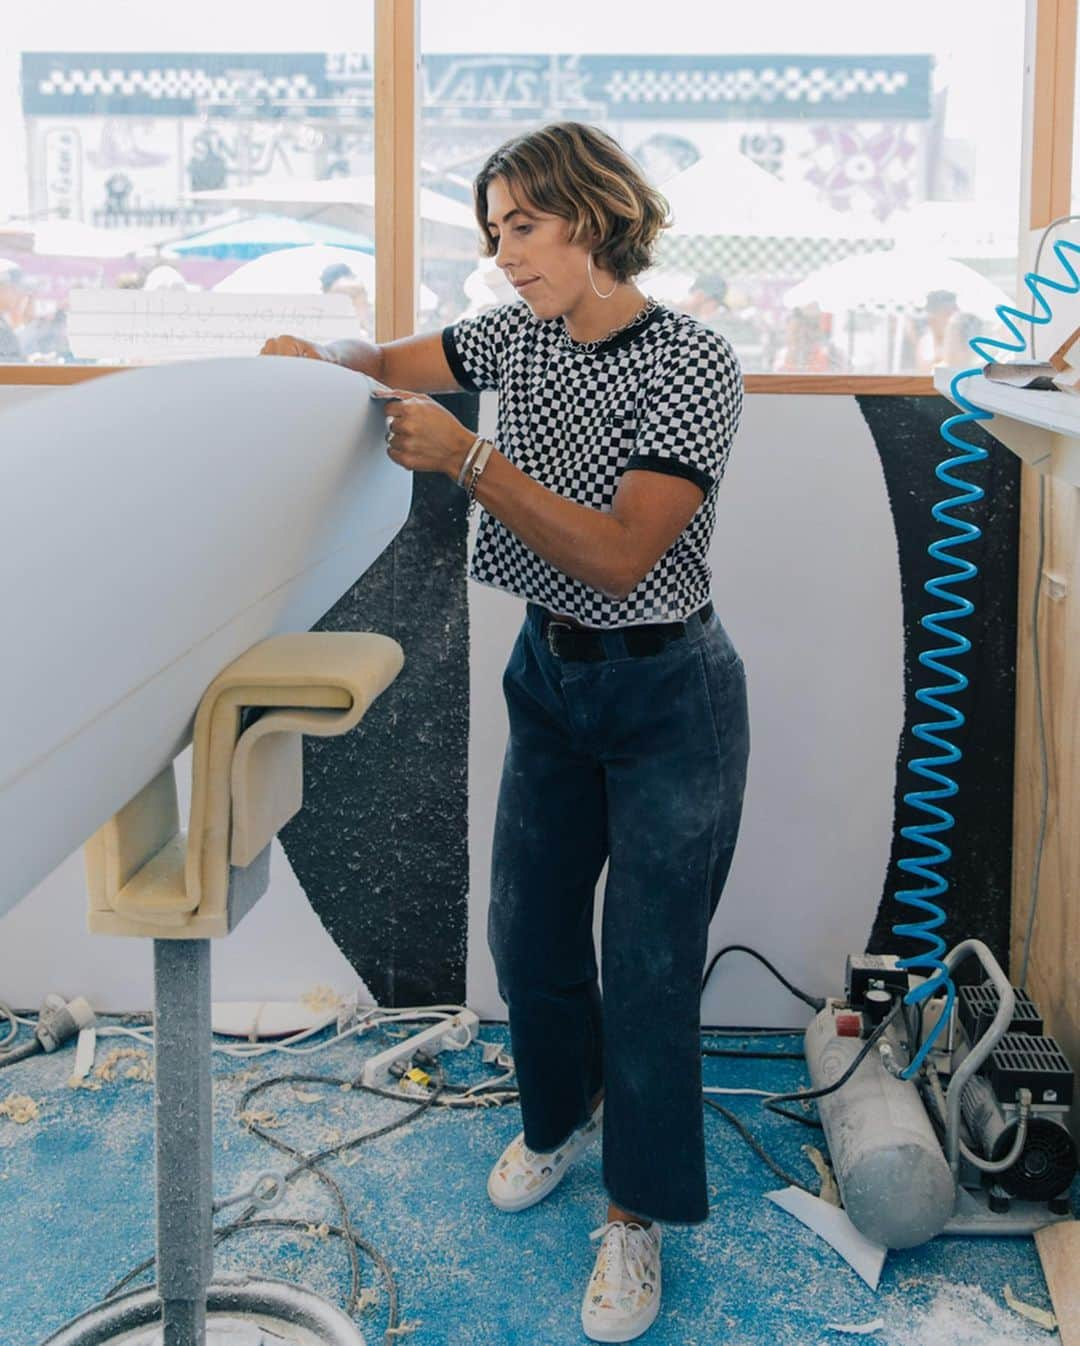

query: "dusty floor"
xmin=0 ymin=1019 xmax=1072 ymax=1346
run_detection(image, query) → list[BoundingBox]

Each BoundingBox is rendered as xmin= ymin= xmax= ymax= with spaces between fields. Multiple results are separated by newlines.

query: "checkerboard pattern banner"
xmin=22 ymin=53 xmax=931 ymax=122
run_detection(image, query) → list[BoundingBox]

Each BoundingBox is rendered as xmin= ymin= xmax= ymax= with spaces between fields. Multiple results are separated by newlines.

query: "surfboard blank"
xmin=0 ymin=356 xmax=410 ymax=912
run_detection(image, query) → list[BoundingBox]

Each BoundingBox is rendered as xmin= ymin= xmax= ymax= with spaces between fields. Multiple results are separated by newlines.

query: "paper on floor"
xmin=766 ymin=1186 xmax=888 ymax=1290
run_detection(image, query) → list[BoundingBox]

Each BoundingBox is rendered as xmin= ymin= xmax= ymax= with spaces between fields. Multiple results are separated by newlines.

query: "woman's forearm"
xmin=326 ymin=338 xmax=385 ymax=380
xmin=465 ymin=447 xmax=631 ymax=600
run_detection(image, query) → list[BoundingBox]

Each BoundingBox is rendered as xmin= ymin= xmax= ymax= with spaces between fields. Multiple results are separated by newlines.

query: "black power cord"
xmin=103 ymin=1041 xmax=521 ymax=1345
xmin=697 ymin=944 xmax=912 ymax=1196
xmin=701 ymin=944 xmax=826 ymax=1011
xmin=698 ymin=944 xmax=832 ymax=1192
xmin=761 ymin=1000 xmax=904 ymax=1122
xmin=103 ymin=1065 xmax=441 ymax=1341
xmin=703 ymin=1099 xmax=814 ymax=1194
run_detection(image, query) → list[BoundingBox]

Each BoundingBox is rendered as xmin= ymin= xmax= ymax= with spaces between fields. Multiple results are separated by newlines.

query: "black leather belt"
xmin=537 ymin=601 xmax=713 ymax=661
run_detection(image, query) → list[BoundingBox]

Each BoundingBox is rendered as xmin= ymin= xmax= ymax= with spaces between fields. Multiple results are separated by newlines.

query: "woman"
xmin=262 ymin=120 xmax=749 ymax=1344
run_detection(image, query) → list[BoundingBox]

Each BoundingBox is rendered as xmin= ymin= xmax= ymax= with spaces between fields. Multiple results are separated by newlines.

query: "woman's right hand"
xmin=259 ymin=334 xmax=337 ymax=362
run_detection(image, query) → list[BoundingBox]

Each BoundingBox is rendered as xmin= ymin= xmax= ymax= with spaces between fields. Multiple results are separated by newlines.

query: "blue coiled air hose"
xmin=896 ymin=236 xmax=1080 ymax=1080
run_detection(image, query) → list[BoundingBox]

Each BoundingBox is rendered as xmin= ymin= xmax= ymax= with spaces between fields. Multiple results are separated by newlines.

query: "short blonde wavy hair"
xmin=473 ymin=122 xmax=671 ymax=282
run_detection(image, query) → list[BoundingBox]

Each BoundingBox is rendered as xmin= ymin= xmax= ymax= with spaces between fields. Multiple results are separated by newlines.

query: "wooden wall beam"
xmin=0 ymin=367 xmax=943 ymax=395
xmin=1030 ymin=0 xmax=1077 ymax=227
xmin=374 ymin=0 xmax=419 ymax=343
xmin=1011 ymin=0 xmax=1080 ymax=1137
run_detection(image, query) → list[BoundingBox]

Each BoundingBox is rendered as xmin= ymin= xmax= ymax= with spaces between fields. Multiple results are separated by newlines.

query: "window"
xmin=0 ymin=2 xmax=1039 ymax=375
xmin=418 ymin=0 xmax=1026 ymax=376
xmin=0 ymin=3 xmax=374 ymax=365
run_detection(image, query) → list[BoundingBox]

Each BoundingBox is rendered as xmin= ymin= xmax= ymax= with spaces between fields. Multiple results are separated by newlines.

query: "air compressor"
xmin=804 ymin=939 xmax=1077 ymax=1249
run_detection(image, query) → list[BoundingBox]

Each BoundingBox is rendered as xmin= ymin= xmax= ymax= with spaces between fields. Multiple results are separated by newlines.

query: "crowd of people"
xmin=0 ymin=248 xmax=976 ymax=376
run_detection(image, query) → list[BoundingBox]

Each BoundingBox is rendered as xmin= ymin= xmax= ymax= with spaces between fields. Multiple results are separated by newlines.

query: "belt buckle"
xmin=546 ymin=620 xmax=574 ymax=657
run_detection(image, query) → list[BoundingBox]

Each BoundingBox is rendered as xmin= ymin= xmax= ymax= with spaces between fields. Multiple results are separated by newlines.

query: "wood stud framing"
xmin=1011 ymin=0 xmax=1080 ymax=1136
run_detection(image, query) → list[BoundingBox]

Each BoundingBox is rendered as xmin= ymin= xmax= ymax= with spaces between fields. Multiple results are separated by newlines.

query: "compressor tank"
xmin=805 ymin=1005 xmax=955 ymax=1248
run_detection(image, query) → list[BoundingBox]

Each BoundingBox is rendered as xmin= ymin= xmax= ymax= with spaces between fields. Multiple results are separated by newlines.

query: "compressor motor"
xmin=804 ymin=940 xmax=1077 ymax=1249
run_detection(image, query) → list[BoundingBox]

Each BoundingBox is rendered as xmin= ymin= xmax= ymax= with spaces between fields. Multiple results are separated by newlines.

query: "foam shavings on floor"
xmin=0 ymin=1025 xmax=1073 ymax=1345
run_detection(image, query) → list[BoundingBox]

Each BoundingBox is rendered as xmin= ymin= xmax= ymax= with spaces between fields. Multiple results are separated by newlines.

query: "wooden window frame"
xmin=1010 ymin=0 xmax=1077 ymax=1010
xmin=0 ymin=0 xmax=1068 ymax=395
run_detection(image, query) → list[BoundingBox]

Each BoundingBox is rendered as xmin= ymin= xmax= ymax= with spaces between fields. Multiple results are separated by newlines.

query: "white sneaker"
xmin=581 ymin=1220 xmax=662 ymax=1343
xmin=486 ymin=1104 xmax=602 ymax=1212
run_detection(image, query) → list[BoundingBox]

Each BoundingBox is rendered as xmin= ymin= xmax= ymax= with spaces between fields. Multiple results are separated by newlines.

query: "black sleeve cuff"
xmin=623 ymin=454 xmax=713 ymax=495
xmin=441 ymin=326 xmax=478 ymax=393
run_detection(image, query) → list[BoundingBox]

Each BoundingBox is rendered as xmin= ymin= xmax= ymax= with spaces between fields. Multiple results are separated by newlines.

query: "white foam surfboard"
xmin=210 ymin=1001 xmax=340 ymax=1040
xmin=0 ymin=356 xmax=409 ymax=912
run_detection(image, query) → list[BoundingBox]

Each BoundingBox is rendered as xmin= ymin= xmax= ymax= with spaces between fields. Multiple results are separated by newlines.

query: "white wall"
xmin=0 ymin=383 xmax=902 ymax=1023
xmin=467 ymin=393 xmax=903 ymax=1028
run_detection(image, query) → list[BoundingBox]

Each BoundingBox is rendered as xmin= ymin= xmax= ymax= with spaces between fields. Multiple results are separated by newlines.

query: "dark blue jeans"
xmin=488 ymin=602 xmax=750 ymax=1225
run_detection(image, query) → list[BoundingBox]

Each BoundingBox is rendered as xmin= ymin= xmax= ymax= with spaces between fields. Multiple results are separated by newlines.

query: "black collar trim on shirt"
xmin=558 ymin=302 xmax=668 ymax=356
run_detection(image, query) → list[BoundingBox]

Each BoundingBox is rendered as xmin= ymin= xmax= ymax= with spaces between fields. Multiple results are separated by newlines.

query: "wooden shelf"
xmin=934 ymin=368 xmax=1080 ymax=486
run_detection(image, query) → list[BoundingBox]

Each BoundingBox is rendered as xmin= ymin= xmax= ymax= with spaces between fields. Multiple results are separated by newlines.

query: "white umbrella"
xmin=637 ymin=265 xmax=696 ymax=304
xmin=162 ymin=212 xmax=374 ymax=258
xmin=461 ymin=259 xmax=517 ymax=312
xmin=782 ymin=249 xmax=1012 ymax=317
xmin=191 ymin=175 xmax=478 ymax=234
xmin=662 ymin=152 xmax=889 ymax=240
xmin=143 ymin=264 xmax=200 ymax=292
xmin=213 ymin=244 xmax=439 ymax=310
xmin=0 ymin=217 xmax=174 ymax=258
xmin=888 ymin=202 xmax=1019 ymax=259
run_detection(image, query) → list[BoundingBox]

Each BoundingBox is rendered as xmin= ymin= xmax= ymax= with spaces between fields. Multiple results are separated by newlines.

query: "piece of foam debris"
xmin=826 ymin=1320 xmax=884 ymax=1336
xmin=237 ymin=1109 xmax=283 ymax=1130
xmin=300 ymin=985 xmax=343 ymax=1014
xmin=303 ymin=1222 xmax=331 ymax=1239
xmin=386 ymin=1321 xmax=422 ymax=1338
xmin=94 ymin=1047 xmax=153 ymax=1083
xmin=0 ymin=1094 xmax=40 ymax=1124
xmin=356 ymin=1288 xmax=379 ymax=1311
xmin=803 ymin=1144 xmax=841 ymax=1206
xmin=1003 ymin=1283 xmax=1058 ymax=1331
xmin=290 ymin=1087 xmax=323 ymax=1104
xmin=215 ymin=1066 xmax=260 ymax=1094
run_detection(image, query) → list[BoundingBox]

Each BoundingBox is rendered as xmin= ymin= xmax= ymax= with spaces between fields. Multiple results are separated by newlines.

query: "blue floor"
xmin=0 ymin=1019 xmax=1072 ymax=1346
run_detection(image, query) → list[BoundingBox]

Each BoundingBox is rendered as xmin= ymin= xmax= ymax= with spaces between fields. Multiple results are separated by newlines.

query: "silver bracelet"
xmin=465 ymin=438 xmax=497 ymax=515
xmin=456 ymin=435 xmax=485 ymax=488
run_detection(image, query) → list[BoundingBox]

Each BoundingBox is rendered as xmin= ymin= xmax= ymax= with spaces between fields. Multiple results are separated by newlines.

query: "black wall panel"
xmin=858 ymin=395 xmax=1020 ymax=972
xmin=279 ymin=391 xmax=479 ymax=1007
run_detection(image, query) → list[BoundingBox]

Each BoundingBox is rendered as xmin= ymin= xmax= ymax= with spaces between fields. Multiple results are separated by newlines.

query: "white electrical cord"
xmin=703 ymin=1087 xmax=783 ymax=1098
xmin=9 ymin=1002 xmax=479 ymax=1065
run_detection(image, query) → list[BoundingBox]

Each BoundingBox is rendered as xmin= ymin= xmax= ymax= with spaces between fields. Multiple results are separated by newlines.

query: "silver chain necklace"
xmin=559 ymin=296 xmax=658 ymax=354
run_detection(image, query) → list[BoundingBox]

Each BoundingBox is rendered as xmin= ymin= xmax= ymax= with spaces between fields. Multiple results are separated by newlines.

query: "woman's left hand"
xmin=372 ymin=388 xmax=474 ymax=479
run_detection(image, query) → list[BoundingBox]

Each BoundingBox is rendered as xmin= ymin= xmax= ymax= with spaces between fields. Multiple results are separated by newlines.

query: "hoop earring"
xmin=587 ymin=253 xmax=617 ymax=300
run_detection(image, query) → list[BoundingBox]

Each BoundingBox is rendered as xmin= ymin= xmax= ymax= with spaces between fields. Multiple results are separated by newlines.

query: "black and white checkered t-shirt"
xmin=441 ymin=300 xmax=743 ymax=628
